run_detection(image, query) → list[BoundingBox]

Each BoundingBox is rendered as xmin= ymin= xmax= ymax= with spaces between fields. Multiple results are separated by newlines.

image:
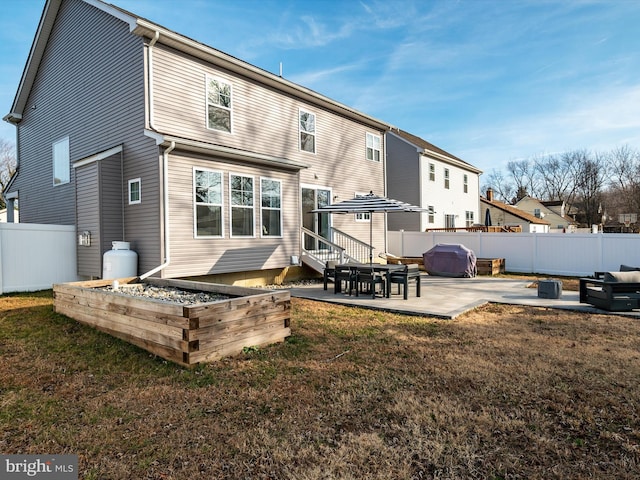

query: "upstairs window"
xmin=299 ymin=109 xmax=316 ymax=153
xmin=463 ymin=174 xmax=468 ymax=193
xmin=207 ymin=76 xmax=232 ymax=132
xmin=53 ymin=137 xmax=70 ymax=186
xmin=260 ymin=178 xmax=282 ymax=237
xmin=230 ymin=174 xmax=254 ymax=237
xmin=366 ymin=133 xmax=381 ymax=162
xmin=444 ymin=168 xmax=450 ymax=189
xmin=429 ymin=163 xmax=435 ymax=181
xmin=534 ymin=208 xmax=542 ymax=218
xmin=194 ymin=168 xmax=223 ymax=237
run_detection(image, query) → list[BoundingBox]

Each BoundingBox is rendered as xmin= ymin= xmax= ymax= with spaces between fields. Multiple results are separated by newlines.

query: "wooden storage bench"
xmin=53 ymin=277 xmax=291 ymax=367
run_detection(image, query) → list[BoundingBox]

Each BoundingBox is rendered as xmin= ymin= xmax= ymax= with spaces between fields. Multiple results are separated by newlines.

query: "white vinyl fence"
xmin=0 ymin=223 xmax=80 ymax=294
xmin=388 ymin=230 xmax=640 ymax=277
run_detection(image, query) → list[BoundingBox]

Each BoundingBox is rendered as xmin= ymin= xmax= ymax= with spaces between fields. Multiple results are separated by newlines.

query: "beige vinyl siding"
xmin=152 ymin=44 xmax=386 ymax=259
xmin=163 ymin=151 xmax=299 ymax=278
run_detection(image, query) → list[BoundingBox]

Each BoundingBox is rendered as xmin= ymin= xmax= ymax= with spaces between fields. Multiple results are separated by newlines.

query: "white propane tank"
xmin=102 ymin=241 xmax=138 ymax=279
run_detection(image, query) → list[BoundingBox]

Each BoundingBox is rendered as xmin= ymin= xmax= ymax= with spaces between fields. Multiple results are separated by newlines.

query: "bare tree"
xmin=608 ymin=145 xmax=640 ymax=214
xmin=0 ymin=139 xmax=17 ymax=210
xmin=507 ymin=159 xmax=539 ymax=201
xmin=534 ymin=151 xmax=578 ymax=211
xmin=572 ymin=150 xmax=608 ymax=226
xmin=481 ymin=169 xmax=515 ymax=203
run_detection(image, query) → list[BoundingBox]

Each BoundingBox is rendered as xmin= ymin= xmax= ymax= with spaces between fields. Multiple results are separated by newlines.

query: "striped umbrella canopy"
xmin=311 ymin=191 xmax=426 ymax=263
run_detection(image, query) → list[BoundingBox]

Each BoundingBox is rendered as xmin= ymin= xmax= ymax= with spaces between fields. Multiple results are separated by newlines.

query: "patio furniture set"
xmin=579 ymin=265 xmax=640 ymax=312
xmin=324 ymin=261 xmax=421 ymax=300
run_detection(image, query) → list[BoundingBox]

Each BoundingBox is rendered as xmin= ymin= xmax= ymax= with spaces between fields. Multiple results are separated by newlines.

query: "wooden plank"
xmin=189 ymin=328 xmax=290 ymax=364
xmin=54 ymin=277 xmax=139 ymax=289
xmin=54 ymin=284 xmax=185 ymax=317
xmin=189 ymin=293 xmax=290 ymax=323
xmin=54 ymin=299 xmax=185 ymax=349
xmin=54 ymin=289 xmax=191 ymax=329
xmin=193 ymin=298 xmax=290 ymax=330
xmin=145 ymin=278 xmax=271 ymax=297
xmin=188 ymin=311 xmax=290 ymax=341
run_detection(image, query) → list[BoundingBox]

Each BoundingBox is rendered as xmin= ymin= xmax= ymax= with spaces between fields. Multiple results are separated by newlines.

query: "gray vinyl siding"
xmin=9 ymin=0 xmax=163 ymax=275
xmin=151 ymin=44 xmax=387 ymax=259
xmin=75 ymin=162 xmax=101 ymax=276
xmin=386 ymin=133 xmax=422 ymax=232
xmin=163 ymin=151 xmax=299 ymax=278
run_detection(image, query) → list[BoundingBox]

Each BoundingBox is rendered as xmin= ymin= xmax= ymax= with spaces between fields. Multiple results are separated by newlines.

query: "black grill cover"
xmin=423 ymin=244 xmax=477 ymax=278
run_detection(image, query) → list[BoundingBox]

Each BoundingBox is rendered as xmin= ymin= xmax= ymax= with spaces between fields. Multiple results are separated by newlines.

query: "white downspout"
xmin=147 ymin=31 xmax=160 ymax=130
xmin=139 ymin=140 xmax=175 ymax=280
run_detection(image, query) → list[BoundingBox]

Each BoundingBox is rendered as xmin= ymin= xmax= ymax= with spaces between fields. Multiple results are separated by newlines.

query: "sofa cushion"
xmin=620 ymin=264 xmax=640 ymax=272
xmin=603 ymin=271 xmax=640 ymax=283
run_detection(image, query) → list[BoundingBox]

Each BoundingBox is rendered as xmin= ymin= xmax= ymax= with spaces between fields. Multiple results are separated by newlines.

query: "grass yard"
xmin=1 ymin=289 xmax=639 ymax=479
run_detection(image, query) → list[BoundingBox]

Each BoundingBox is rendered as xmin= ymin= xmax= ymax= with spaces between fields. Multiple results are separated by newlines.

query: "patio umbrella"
xmin=311 ymin=191 xmax=426 ymax=264
xmin=485 ymin=207 xmax=492 ymax=227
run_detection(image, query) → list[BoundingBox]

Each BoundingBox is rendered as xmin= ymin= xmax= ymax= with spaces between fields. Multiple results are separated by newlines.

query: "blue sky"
xmin=1 ymin=0 xmax=639 ymax=174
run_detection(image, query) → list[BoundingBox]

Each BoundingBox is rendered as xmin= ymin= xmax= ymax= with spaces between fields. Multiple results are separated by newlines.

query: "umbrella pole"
xmin=369 ymin=211 xmax=373 ymax=264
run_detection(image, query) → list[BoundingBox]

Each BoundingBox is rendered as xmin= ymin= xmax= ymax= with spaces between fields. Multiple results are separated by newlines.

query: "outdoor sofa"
xmin=579 ymin=266 xmax=640 ymax=311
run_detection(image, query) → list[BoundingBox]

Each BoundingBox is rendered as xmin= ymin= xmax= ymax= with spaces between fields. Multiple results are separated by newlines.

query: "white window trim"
xmin=52 ymin=136 xmax=70 ymax=186
xmin=299 ymin=108 xmax=316 ymax=154
xmin=260 ymin=177 xmax=283 ymax=238
xmin=193 ymin=167 xmax=224 ymax=238
xmin=229 ymin=173 xmax=255 ymax=238
xmin=128 ymin=178 xmax=141 ymax=205
xmin=365 ymin=132 xmax=381 ymax=162
xmin=355 ymin=191 xmax=371 ymax=222
xmin=429 ymin=163 xmax=435 ymax=182
xmin=205 ymin=74 xmax=233 ymax=134
xmin=463 ymin=174 xmax=468 ymax=193
xmin=427 ymin=205 xmax=435 ymax=224
xmin=444 ymin=168 xmax=450 ymax=189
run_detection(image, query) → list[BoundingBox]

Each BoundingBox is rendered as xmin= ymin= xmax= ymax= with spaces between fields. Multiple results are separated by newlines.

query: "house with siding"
xmin=385 ymin=129 xmax=482 ymax=232
xmin=3 ymin=0 xmax=393 ymax=282
xmin=481 ymin=189 xmax=550 ymax=233
xmin=514 ymin=196 xmax=577 ymax=232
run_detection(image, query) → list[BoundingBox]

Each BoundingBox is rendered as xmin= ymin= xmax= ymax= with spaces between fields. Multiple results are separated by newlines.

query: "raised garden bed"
xmin=387 ymin=256 xmax=505 ymax=275
xmin=53 ymin=277 xmax=291 ymax=367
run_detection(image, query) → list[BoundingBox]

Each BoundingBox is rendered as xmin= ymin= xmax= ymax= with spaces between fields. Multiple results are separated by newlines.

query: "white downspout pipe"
xmin=147 ymin=31 xmax=160 ymax=130
xmin=139 ymin=140 xmax=175 ymax=280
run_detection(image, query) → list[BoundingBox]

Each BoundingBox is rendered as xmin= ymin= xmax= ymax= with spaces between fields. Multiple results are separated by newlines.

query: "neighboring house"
xmin=3 ymin=0 xmax=393 ymax=280
xmin=515 ymin=196 xmax=576 ymax=231
xmin=386 ymin=129 xmax=482 ymax=232
xmin=481 ymin=189 xmax=550 ymax=233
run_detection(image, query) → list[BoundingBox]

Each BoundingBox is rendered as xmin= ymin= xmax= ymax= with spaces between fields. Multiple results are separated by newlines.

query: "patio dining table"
xmin=335 ymin=263 xmax=407 ymax=298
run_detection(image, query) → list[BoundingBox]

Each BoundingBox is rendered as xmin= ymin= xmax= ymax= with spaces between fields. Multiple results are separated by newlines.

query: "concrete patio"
xmin=288 ymin=274 xmax=640 ymax=319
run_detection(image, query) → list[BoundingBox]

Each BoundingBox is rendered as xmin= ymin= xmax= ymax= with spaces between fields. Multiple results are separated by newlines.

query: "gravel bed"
xmin=101 ymin=284 xmax=229 ymax=305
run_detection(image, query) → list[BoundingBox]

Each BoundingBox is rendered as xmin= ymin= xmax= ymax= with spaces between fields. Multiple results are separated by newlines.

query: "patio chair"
xmin=334 ymin=264 xmax=356 ymax=295
xmin=323 ymin=260 xmax=338 ymax=290
xmin=356 ymin=266 xmax=386 ymax=299
xmin=387 ymin=264 xmax=421 ymax=300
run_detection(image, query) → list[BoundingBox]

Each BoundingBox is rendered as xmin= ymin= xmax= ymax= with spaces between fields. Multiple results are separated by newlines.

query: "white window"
xmin=534 ymin=208 xmax=542 ymax=218
xmin=429 ymin=163 xmax=435 ymax=182
xmin=444 ymin=168 xmax=450 ymax=189
xmin=206 ymin=76 xmax=232 ymax=132
xmin=260 ymin=178 xmax=282 ymax=237
xmin=194 ymin=168 xmax=223 ymax=237
xmin=299 ymin=109 xmax=316 ymax=153
xmin=128 ymin=178 xmax=141 ymax=204
xmin=463 ymin=174 xmax=468 ymax=193
xmin=53 ymin=137 xmax=70 ymax=186
xmin=465 ymin=210 xmax=474 ymax=227
xmin=230 ymin=174 xmax=254 ymax=237
xmin=355 ymin=192 xmax=370 ymax=222
xmin=427 ymin=205 xmax=435 ymax=224
xmin=366 ymin=133 xmax=381 ymax=162
xmin=445 ymin=214 xmax=455 ymax=228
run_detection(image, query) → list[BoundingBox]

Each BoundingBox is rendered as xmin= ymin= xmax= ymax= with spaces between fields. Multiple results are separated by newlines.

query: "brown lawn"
xmin=1 ymin=289 xmax=639 ymax=479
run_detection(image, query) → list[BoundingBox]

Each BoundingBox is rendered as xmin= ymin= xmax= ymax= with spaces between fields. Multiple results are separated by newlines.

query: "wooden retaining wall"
xmin=53 ymin=277 xmax=291 ymax=367
xmin=387 ymin=257 xmax=506 ymax=275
